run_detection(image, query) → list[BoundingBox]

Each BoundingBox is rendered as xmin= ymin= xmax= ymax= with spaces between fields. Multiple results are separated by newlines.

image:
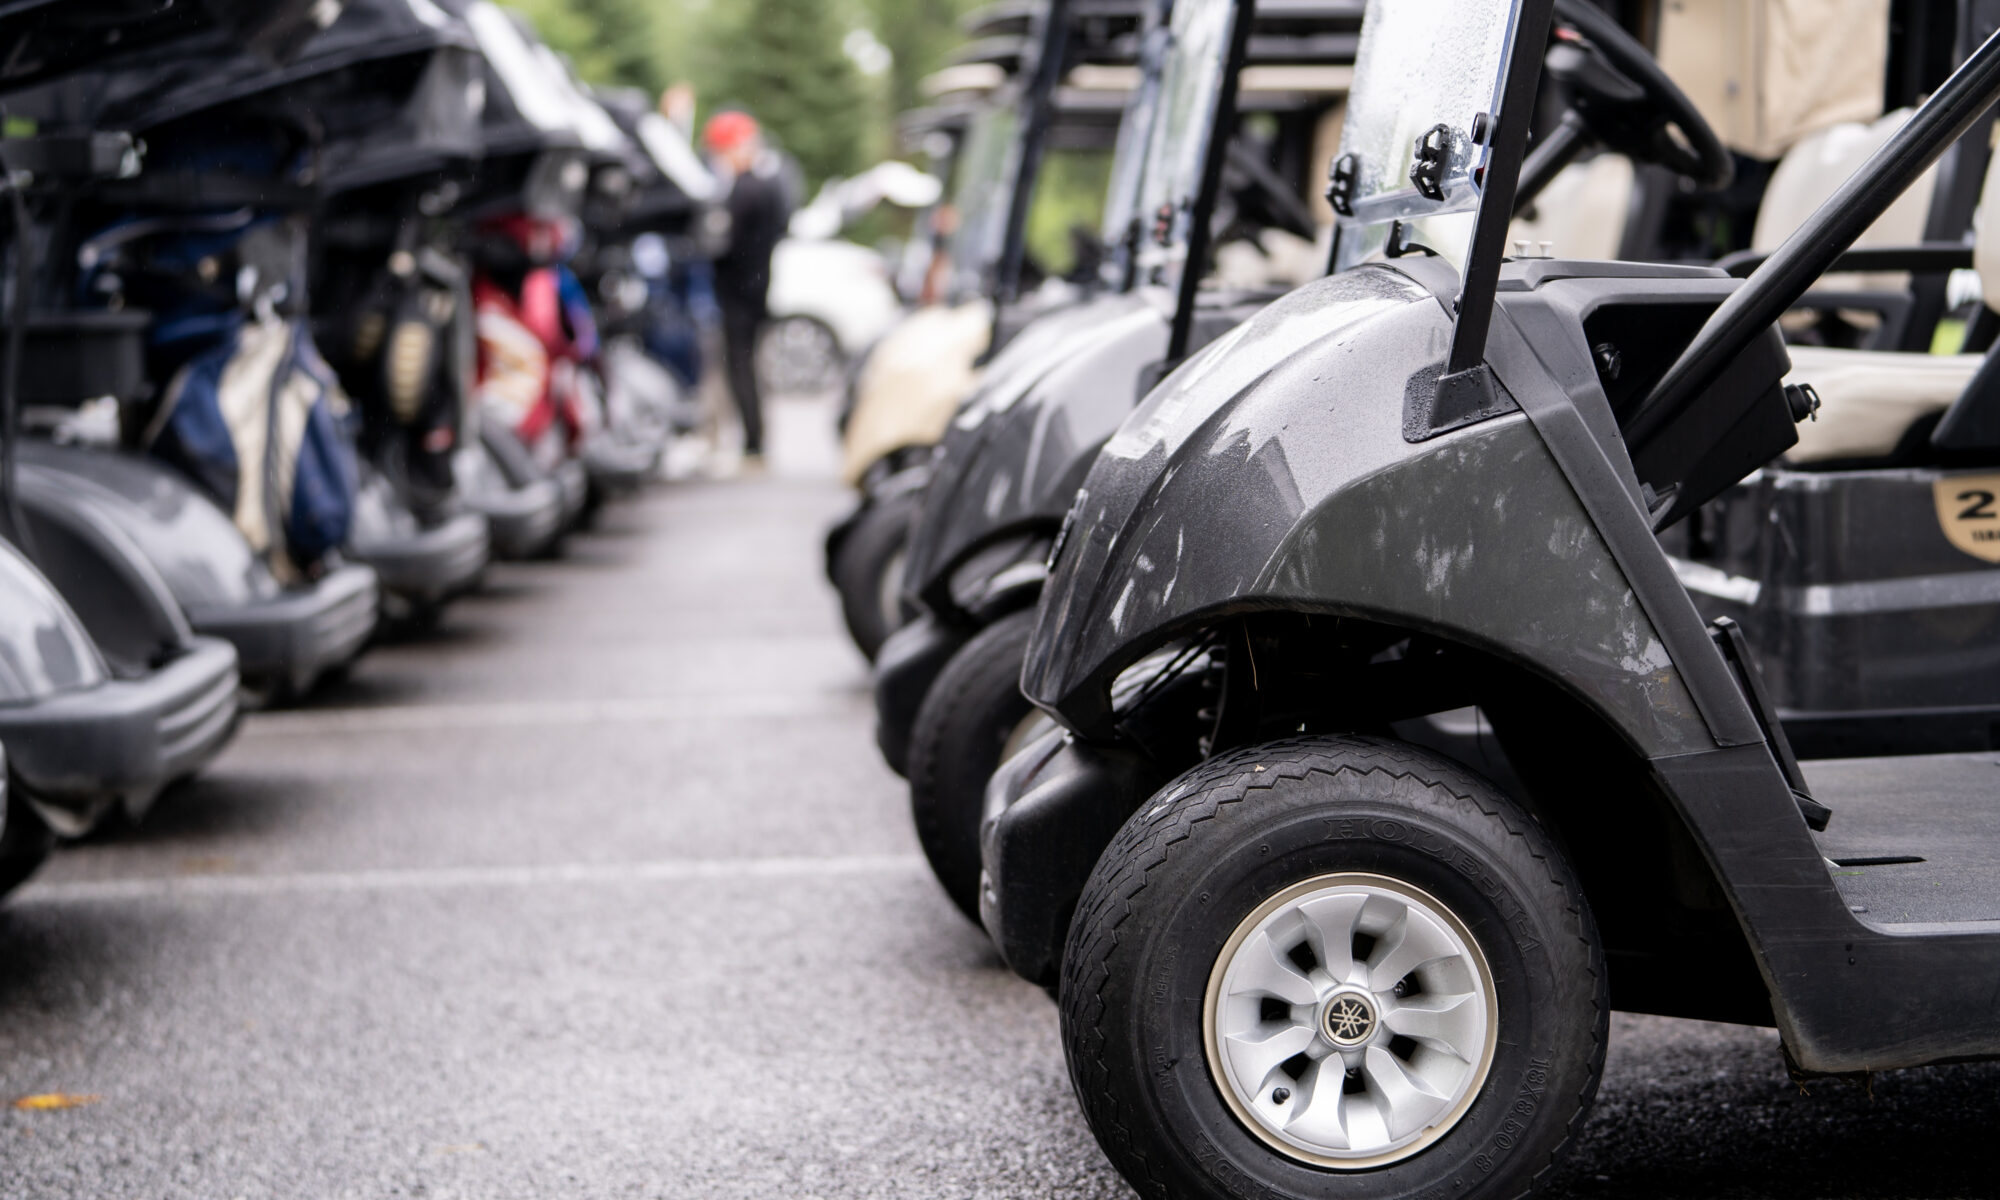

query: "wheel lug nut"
xmin=1271 ymin=1087 xmax=1290 ymax=1104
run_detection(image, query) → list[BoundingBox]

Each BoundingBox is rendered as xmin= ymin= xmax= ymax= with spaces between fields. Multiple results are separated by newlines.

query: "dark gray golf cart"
xmin=825 ymin=0 xmax=1151 ymax=660
xmin=14 ymin=442 xmax=376 ymax=703
xmin=879 ymin=0 xmax=1358 ymax=918
xmin=983 ymin=1 xmax=2000 ymax=1196
xmin=0 ymin=0 xmax=341 ymax=896
xmin=886 ymin=0 xmax=1745 ymax=924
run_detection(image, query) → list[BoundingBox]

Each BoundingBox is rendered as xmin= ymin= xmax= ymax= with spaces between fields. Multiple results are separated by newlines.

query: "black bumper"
xmin=470 ymin=475 xmax=567 ymax=560
xmin=872 ymin=613 xmax=970 ymax=777
xmin=554 ymin=459 xmax=590 ymax=528
xmin=979 ymin=732 xmax=1170 ymax=988
xmin=582 ymin=436 xmax=662 ymax=494
xmin=350 ymin=511 xmax=491 ymax=609
xmin=189 ymin=563 xmax=378 ymax=698
xmin=0 ymin=636 xmax=240 ymax=833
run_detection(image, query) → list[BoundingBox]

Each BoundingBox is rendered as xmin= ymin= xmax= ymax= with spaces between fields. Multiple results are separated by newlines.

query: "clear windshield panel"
xmin=946 ymin=103 xmax=1022 ymax=300
xmin=1332 ymin=0 xmax=1523 ymax=270
xmin=1131 ymin=0 xmax=1237 ymax=290
xmin=1100 ymin=24 xmax=1171 ymax=250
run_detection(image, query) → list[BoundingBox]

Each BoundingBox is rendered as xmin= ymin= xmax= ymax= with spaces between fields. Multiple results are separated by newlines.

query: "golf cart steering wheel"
xmin=1547 ymin=0 xmax=1733 ymax=189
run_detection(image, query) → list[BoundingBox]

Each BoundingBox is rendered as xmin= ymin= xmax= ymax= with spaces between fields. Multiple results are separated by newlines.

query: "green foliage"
xmin=860 ymin=0 xmax=987 ymax=124
xmin=1026 ymin=150 xmax=1112 ymax=278
xmin=502 ymin=0 xmax=668 ymax=93
xmin=504 ymin=0 xmax=995 ymax=188
xmin=699 ymin=0 xmax=881 ymax=188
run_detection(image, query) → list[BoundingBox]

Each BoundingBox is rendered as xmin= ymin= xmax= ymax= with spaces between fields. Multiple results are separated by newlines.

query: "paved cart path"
xmin=2 ymin=395 xmax=1994 ymax=1199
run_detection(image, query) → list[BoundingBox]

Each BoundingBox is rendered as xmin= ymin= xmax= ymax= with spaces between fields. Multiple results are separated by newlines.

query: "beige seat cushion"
xmin=840 ymin=301 xmax=993 ymax=486
xmin=1754 ymin=110 xmax=1942 ymax=296
xmin=1784 ymin=345 xmax=1980 ymax=463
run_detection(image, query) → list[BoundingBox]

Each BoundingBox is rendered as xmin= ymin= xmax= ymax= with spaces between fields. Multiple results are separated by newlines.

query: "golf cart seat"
xmin=1515 ymin=1 xmax=1900 ymax=262
xmin=1783 ymin=346 xmax=1982 ymax=463
xmin=1752 ymin=108 xmax=1941 ymax=294
xmin=1780 ymin=138 xmax=2000 ymax=466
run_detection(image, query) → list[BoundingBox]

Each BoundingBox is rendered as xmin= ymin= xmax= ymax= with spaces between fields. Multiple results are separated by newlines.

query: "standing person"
xmin=702 ymin=110 xmax=790 ymax=468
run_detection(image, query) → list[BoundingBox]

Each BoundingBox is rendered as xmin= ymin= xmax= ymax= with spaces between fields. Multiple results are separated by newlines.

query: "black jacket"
xmin=715 ymin=163 xmax=789 ymax=312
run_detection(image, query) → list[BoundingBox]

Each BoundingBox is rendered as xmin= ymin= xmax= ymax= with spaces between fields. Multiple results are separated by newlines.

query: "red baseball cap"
xmin=702 ymin=111 xmax=759 ymax=153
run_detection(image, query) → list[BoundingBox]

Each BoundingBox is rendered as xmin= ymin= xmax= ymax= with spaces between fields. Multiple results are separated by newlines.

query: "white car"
xmin=759 ymin=162 xmax=942 ymax=396
xmin=760 ymin=237 xmax=905 ymax=396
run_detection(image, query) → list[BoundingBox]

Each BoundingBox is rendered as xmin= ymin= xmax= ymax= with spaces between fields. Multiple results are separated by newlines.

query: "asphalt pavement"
xmin=1 ymin=394 xmax=1992 ymax=1199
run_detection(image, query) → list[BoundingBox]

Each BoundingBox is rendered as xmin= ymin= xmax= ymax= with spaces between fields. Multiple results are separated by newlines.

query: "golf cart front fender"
xmin=17 ymin=445 xmax=378 ymax=696
xmin=904 ymin=291 xmax=1169 ymax=618
xmin=872 ymin=612 xmax=969 ymax=776
xmin=348 ymin=465 xmax=490 ymax=607
xmin=0 ymin=635 xmax=240 ymax=834
xmin=979 ymin=728 xmax=1175 ymax=987
xmin=871 ymin=557 xmax=1050 ymax=777
xmin=1026 ymin=265 xmax=1719 ymax=758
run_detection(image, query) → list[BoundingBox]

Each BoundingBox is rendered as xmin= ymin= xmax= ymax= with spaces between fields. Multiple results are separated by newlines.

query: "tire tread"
xmin=1059 ymin=734 xmax=1606 ymax=1200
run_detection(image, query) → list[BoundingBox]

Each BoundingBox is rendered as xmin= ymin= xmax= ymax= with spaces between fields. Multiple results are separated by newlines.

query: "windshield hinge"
xmin=1408 ymin=124 xmax=1454 ymax=201
xmin=1326 ymin=153 xmax=1358 ymax=217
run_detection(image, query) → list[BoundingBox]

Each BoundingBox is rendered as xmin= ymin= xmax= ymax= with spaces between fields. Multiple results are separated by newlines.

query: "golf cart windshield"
xmin=946 ymin=102 xmax=1022 ymax=301
xmin=1130 ymin=0 xmax=1239 ymax=291
xmin=1098 ymin=13 xmax=1171 ymax=267
xmin=1331 ymin=0 xmax=1523 ymax=270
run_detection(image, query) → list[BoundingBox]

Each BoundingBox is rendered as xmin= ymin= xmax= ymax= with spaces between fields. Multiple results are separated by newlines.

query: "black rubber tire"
xmin=830 ymin=491 xmax=917 ymax=662
xmin=1061 ymin=734 xmax=1607 ymax=1200
xmin=0 ymin=791 xmax=54 ymax=900
xmin=907 ymin=607 xmax=1038 ymax=924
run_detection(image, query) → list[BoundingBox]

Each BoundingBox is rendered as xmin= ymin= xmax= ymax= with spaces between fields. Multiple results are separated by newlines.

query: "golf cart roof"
xmin=0 ymin=0 xmax=341 ymax=92
xmin=7 ymin=0 xmax=468 ymax=135
xmin=962 ymin=0 xmax=1150 ymax=40
xmin=594 ymin=87 xmax=718 ymax=229
xmin=458 ymin=0 xmax=587 ymax=161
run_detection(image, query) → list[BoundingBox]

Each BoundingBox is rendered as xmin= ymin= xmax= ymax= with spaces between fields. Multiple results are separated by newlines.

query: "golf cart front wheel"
xmin=907 ymin=607 xmax=1049 ymax=923
xmin=0 ymin=790 xmax=54 ymax=899
xmin=757 ymin=315 xmax=845 ymax=397
xmin=830 ymin=491 xmax=917 ymax=661
xmin=1060 ymin=734 xmax=1606 ymax=1200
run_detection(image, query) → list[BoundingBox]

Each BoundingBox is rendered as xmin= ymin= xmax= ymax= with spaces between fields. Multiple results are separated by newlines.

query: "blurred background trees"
xmin=503 ymin=0 xmax=986 ymax=188
xmin=502 ymin=0 xmax=1108 ymax=276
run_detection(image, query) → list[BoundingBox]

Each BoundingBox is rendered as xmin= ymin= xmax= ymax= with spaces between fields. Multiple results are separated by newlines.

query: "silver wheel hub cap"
xmin=1204 ymin=873 xmax=1498 ymax=1168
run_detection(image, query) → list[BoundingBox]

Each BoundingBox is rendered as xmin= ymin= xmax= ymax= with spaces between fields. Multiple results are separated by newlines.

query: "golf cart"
xmin=532 ymin=47 xmax=668 ymax=504
xmin=0 ymin=0 xmax=342 ymax=898
xmin=828 ymin=0 xmax=1147 ymax=659
xmin=11 ymin=0 xmax=500 ymax=632
xmin=878 ymin=0 xmax=1357 ymax=920
xmin=978 ymin=1 xmax=2000 ymax=1195
xmin=584 ymin=87 xmax=713 ymax=452
xmin=455 ymin=0 xmax=606 ymax=535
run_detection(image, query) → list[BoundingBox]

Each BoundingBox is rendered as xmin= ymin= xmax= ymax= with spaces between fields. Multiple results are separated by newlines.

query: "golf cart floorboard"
xmin=1807 ymin=753 xmax=2000 ymax=926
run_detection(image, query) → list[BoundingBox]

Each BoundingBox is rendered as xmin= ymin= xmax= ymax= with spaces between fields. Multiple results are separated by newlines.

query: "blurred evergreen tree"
xmin=702 ymin=0 xmax=879 ymax=189
xmin=862 ymin=0 xmax=986 ymax=120
xmin=503 ymin=0 xmax=667 ymax=93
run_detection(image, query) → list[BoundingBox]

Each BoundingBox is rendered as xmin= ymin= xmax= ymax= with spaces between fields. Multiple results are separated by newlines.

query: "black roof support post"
xmin=1167 ymin=0 xmax=1258 ymax=363
xmin=994 ymin=0 xmax=1076 ymax=311
xmin=1419 ymin=0 xmax=1557 ymax=439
